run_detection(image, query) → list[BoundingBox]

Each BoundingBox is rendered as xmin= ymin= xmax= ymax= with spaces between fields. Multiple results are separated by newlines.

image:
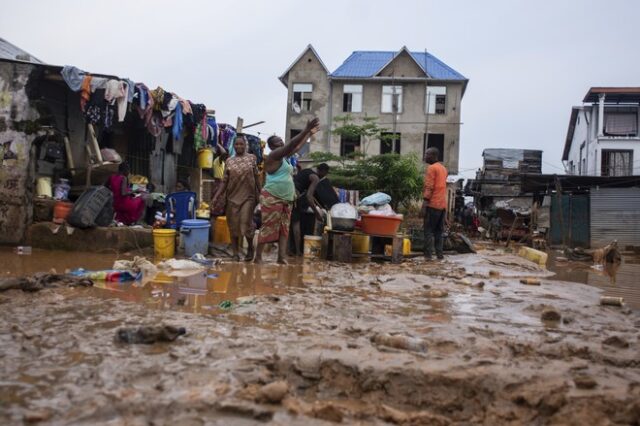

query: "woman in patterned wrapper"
xmin=211 ymin=135 xmax=261 ymax=261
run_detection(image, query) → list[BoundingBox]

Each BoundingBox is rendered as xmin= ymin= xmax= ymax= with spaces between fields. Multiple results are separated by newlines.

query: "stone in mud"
xmin=473 ymin=281 xmax=485 ymax=288
xmin=602 ymin=335 xmax=629 ymax=349
xmin=489 ymin=270 xmax=500 ymax=277
xmin=541 ymin=308 xmax=562 ymax=322
xmin=115 ymin=325 xmax=186 ymax=344
xmin=520 ymin=278 xmax=541 ymax=286
xmin=257 ymin=380 xmax=288 ymax=404
xmin=573 ymin=375 xmax=598 ymax=389
xmin=426 ymin=289 xmax=448 ymax=298
xmin=311 ymin=402 xmax=344 ymax=423
xmin=23 ymin=409 xmax=52 ymax=423
xmin=371 ymin=333 xmax=427 ymax=352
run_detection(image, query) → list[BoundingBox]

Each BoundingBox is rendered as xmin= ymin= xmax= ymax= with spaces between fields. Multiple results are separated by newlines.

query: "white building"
xmin=563 ymin=87 xmax=640 ymax=176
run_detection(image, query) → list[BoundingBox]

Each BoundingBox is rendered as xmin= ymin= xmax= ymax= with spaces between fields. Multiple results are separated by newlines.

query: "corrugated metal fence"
xmin=590 ymin=187 xmax=640 ymax=248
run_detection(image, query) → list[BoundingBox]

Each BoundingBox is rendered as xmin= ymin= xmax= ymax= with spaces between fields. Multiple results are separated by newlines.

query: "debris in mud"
xmin=219 ymin=300 xmax=233 ymax=309
xmin=602 ymin=335 xmax=630 ymax=349
xmin=520 ymin=278 xmax=541 ymax=286
xmin=489 ymin=269 xmax=500 ymax=277
xmin=600 ymin=296 xmax=624 ymax=307
xmin=371 ymin=333 xmax=428 ymax=352
xmin=541 ymin=308 xmax=562 ymax=322
xmin=113 ymin=256 xmax=157 ymax=275
xmin=573 ymin=375 xmax=598 ymax=389
xmin=23 ymin=408 xmax=52 ymax=423
xmin=115 ymin=325 xmax=186 ymax=344
xmin=256 ymin=380 xmax=289 ymax=404
xmin=0 ymin=273 xmax=93 ymax=292
xmin=426 ymin=289 xmax=448 ymax=298
xmin=236 ymin=296 xmax=256 ymax=305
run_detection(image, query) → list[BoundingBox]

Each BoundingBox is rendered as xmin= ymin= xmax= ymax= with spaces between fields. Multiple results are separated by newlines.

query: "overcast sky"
xmin=3 ymin=0 xmax=639 ymax=177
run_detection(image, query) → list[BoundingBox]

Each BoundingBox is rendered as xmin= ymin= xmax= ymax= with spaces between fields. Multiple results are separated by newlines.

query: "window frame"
xmin=426 ymin=86 xmax=447 ymax=115
xmin=340 ymin=134 xmax=361 ymax=157
xmin=380 ymin=132 xmax=401 ymax=154
xmin=601 ymin=149 xmax=633 ymax=176
xmin=381 ymin=85 xmax=403 ymax=114
xmin=343 ymin=84 xmax=363 ymax=113
xmin=292 ymin=83 xmax=313 ymax=112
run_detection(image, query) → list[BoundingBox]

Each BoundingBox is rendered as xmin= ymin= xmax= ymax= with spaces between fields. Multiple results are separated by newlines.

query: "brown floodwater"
xmin=546 ymin=250 xmax=640 ymax=308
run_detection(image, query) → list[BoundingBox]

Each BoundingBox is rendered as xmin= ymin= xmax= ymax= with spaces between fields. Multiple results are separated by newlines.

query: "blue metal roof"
xmin=330 ymin=50 xmax=466 ymax=80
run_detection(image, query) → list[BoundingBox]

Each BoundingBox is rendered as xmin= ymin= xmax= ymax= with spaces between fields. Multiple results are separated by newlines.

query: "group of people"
xmin=104 ymin=117 xmax=450 ymax=264
xmin=211 ymin=117 xmax=322 ymax=263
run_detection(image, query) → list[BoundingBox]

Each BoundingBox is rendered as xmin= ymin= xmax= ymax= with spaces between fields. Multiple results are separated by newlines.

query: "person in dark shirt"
xmin=291 ymin=163 xmax=330 ymax=256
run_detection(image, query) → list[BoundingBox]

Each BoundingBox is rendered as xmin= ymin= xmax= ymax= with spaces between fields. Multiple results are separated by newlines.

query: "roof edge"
xmin=562 ymin=107 xmax=582 ymax=161
xmin=373 ymin=46 xmax=428 ymax=78
xmin=278 ymin=44 xmax=328 ymax=88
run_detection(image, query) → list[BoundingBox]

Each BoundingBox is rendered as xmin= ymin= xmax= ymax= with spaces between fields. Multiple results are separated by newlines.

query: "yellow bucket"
xmin=153 ymin=229 xmax=176 ymax=259
xmin=304 ymin=235 xmax=322 ymax=259
xmin=384 ymin=238 xmax=412 ymax=257
xmin=36 ymin=177 xmax=52 ymax=198
xmin=214 ymin=216 xmax=231 ymax=244
xmin=352 ymin=234 xmax=370 ymax=254
xmin=197 ymin=149 xmax=213 ymax=169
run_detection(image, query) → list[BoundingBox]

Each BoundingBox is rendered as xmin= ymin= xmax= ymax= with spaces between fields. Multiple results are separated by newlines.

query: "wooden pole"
xmin=236 ymin=117 xmax=244 ymax=133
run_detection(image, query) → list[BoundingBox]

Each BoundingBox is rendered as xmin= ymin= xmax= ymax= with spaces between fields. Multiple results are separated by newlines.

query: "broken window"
xmin=342 ymin=84 xmax=363 ymax=113
xmin=381 ymin=86 xmax=403 ymax=113
xmin=380 ymin=132 xmax=401 ymax=154
xmin=426 ymin=86 xmax=447 ymax=114
xmin=340 ymin=134 xmax=361 ymax=156
xmin=601 ymin=149 xmax=633 ymax=176
xmin=292 ymin=83 xmax=313 ymax=112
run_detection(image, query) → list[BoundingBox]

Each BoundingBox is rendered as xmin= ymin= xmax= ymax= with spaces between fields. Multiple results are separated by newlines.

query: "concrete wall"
xmin=377 ymin=51 xmax=426 ymax=78
xmin=567 ymin=105 xmax=640 ymax=176
xmin=283 ymin=49 xmax=330 ymax=153
xmin=325 ymin=79 xmax=463 ymax=173
xmin=0 ymin=61 xmax=41 ymax=244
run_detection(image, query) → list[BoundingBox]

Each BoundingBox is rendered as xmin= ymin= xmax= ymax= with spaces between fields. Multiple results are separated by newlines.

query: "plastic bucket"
xmin=360 ymin=214 xmax=403 ymax=236
xmin=197 ymin=149 xmax=213 ymax=169
xmin=53 ymin=201 xmax=73 ymax=224
xmin=36 ymin=177 xmax=52 ymax=198
xmin=213 ymin=216 xmax=231 ymax=244
xmin=153 ymin=229 xmax=176 ymax=259
xmin=304 ymin=235 xmax=322 ymax=259
xmin=181 ymin=219 xmax=211 ymax=257
xmin=352 ymin=234 xmax=370 ymax=254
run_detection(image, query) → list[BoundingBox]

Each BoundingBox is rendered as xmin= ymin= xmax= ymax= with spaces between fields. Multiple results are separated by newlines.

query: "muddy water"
xmin=546 ymin=250 xmax=640 ymax=308
xmin=2 ymin=249 xmax=640 ymax=424
xmin=1 ymin=247 xmax=122 ymax=277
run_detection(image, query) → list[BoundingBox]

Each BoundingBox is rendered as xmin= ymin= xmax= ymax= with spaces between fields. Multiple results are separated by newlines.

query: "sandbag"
xmin=67 ymin=186 xmax=113 ymax=228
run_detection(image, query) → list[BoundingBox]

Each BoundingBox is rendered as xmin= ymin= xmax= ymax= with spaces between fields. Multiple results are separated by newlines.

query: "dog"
xmin=589 ymin=240 xmax=621 ymax=267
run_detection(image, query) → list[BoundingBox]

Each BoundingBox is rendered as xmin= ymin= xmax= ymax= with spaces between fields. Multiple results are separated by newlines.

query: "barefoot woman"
xmin=254 ymin=118 xmax=319 ymax=264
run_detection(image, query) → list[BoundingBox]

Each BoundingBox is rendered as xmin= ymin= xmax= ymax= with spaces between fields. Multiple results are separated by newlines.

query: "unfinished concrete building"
xmin=279 ymin=45 xmax=468 ymax=174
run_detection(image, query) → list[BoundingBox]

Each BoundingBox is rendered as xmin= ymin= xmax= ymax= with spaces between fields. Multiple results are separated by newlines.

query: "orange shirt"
xmin=423 ymin=162 xmax=448 ymax=210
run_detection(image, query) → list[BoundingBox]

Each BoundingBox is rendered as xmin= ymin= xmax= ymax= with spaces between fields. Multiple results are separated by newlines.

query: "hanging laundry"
xmin=60 ymin=65 xmax=85 ymax=91
xmin=207 ymin=116 xmax=218 ymax=146
xmin=104 ymin=80 xmax=129 ymax=122
xmin=194 ymin=122 xmax=207 ymax=150
xmin=172 ymin=102 xmax=183 ymax=141
xmin=90 ymin=77 xmax=108 ymax=91
xmin=124 ymin=79 xmax=135 ymax=103
xmin=80 ymin=75 xmax=93 ymax=112
xmin=150 ymin=87 xmax=165 ymax=111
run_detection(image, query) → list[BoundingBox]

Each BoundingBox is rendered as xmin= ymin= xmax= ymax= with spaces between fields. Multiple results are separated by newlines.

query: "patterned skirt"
xmin=258 ymin=189 xmax=292 ymax=244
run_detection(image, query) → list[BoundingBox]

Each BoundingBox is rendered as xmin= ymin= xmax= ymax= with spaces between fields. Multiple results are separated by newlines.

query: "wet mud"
xmin=1 ymin=250 xmax=640 ymax=424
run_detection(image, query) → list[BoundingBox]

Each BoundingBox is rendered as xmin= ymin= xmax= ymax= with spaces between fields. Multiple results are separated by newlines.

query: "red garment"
xmin=423 ymin=162 xmax=448 ymax=210
xmin=107 ymin=174 xmax=145 ymax=225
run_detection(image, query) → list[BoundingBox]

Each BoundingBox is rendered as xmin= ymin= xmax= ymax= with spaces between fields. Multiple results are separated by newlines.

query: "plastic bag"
xmin=369 ymin=204 xmax=395 ymax=216
xmin=330 ymin=203 xmax=357 ymax=219
xmin=360 ymin=192 xmax=391 ymax=206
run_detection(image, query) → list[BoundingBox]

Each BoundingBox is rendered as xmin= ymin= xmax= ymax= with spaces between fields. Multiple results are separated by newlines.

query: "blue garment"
xmin=207 ymin=116 xmax=218 ymax=146
xmin=124 ymin=79 xmax=135 ymax=103
xmin=61 ymin=65 xmax=85 ymax=91
xmin=172 ymin=102 xmax=183 ymax=141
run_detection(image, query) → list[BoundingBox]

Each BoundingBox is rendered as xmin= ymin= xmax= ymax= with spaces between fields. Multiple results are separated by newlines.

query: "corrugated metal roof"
xmin=331 ymin=50 xmax=466 ymax=80
xmin=590 ymin=187 xmax=640 ymax=249
xmin=0 ymin=37 xmax=44 ymax=64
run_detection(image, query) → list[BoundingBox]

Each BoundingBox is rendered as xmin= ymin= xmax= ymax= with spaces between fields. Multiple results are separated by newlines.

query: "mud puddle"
xmin=1 ymin=250 xmax=640 ymax=424
xmin=546 ymin=250 xmax=640 ymax=308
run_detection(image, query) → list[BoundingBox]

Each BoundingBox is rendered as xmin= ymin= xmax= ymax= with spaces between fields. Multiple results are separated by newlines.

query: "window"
xmin=603 ymin=111 xmax=638 ymax=136
xmin=579 ymin=143 xmax=585 ymax=175
xmin=290 ymin=129 xmax=310 ymax=157
xmin=381 ymin=85 xmax=403 ymax=113
xmin=426 ymin=86 xmax=447 ymax=114
xmin=342 ymin=84 xmax=363 ymax=113
xmin=292 ymin=83 xmax=313 ymax=112
xmin=340 ymin=134 xmax=361 ymax=156
xmin=601 ymin=150 xmax=633 ymax=176
xmin=569 ymin=161 xmax=575 ymax=175
xmin=423 ymin=133 xmax=444 ymax=161
xmin=380 ymin=132 xmax=401 ymax=154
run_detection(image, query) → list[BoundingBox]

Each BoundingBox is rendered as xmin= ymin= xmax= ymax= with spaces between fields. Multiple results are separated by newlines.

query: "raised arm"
xmin=269 ymin=118 xmax=319 ymax=161
xmin=306 ymin=173 xmax=323 ymax=221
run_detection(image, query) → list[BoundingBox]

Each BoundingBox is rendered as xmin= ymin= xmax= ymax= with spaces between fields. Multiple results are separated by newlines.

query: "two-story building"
xmin=563 ymin=87 xmax=640 ymax=176
xmin=279 ymin=45 xmax=468 ymax=174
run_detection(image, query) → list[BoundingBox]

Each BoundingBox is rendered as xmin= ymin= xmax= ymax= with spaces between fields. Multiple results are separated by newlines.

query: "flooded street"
xmin=1 ymin=248 xmax=640 ymax=424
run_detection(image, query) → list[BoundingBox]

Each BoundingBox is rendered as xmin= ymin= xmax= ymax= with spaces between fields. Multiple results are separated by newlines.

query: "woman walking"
xmin=211 ymin=135 xmax=260 ymax=261
xmin=254 ymin=118 xmax=319 ymax=264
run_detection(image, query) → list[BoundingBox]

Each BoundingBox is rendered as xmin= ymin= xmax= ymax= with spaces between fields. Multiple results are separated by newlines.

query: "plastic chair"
xmin=165 ymin=191 xmax=197 ymax=230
